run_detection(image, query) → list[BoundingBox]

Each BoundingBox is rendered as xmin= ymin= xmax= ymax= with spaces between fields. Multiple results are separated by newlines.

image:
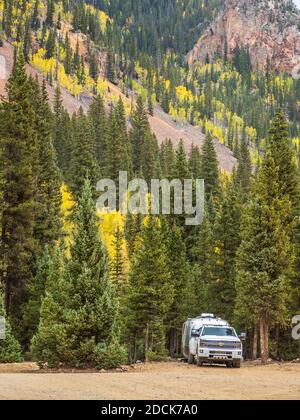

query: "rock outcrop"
xmin=187 ymin=0 xmax=300 ymax=75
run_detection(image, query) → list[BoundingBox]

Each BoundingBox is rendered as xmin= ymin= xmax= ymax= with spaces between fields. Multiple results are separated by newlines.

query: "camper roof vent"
xmin=199 ymin=313 xmax=215 ymax=319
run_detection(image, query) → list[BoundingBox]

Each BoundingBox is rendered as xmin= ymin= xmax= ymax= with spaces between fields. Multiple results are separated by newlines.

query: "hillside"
xmin=187 ymin=0 xmax=300 ymax=74
xmin=1 ymin=0 xmax=299 ymax=166
xmin=0 ymin=41 xmax=237 ymax=172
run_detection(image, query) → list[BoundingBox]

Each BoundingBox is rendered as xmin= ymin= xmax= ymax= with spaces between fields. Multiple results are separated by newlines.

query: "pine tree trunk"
xmin=133 ymin=335 xmax=137 ymax=364
xmin=252 ymin=325 xmax=258 ymax=360
xmin=275 ymin=325 xmax=280 ymax=360
xmin=260 ymin=317 xmax=267 ymax=364
xmin=175 ymin=331 xmax=179 ymax=356
xmin=264 ymin=318 xmax=269 ymax=362
xmin=145 ymin=323 xmax=149 ymax=363
xmin=169 ymin=328 xmax=175 ymax=358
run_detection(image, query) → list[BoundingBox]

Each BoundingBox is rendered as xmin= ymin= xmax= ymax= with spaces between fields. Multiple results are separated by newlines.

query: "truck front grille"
xmin=205 ymin=341 xmax=237 ymax=349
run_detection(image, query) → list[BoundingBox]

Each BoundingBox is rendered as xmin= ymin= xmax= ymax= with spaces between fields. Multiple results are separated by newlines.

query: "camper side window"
xmin=191 ymin=328 xmax=200 ymax=337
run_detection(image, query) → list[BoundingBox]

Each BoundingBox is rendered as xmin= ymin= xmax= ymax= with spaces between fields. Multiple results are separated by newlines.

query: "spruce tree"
xmin=236 ymin=139 xmax=252 ymax=199
xmin=0 ymin=289 xmax=23 ymax=363
xmin=268 ymin=110 xmax=300 ymax=357
xmin=189 ymin=144 xmax=202 ymax=179
xmin=201 ymin=133 xmax=220 ymax=200
xmin=130 ymin=96 xmax=158 ymax=182
xmin=53 ymin=86 xmax=74 ymax=180
xmin=189 ymin=209 xmax=216 ymax=314
xmin=268 ymin=111 xmax=299 ymax=206
xmin=209 ymin=181 xmax=242 ymax=322
xmin=53 ymin=85 xmax=64 ymax=166
xmin=33 ymin=80 xmax=62 ymax=249
xmin=0 ymin=52 xmax=38 ymax=329
xmin=160 ymin=139 xmax=176 ymax=179
xmin=128 ymin=215 xmax=174 ymax=362
xmin=106 ymin=98 xmax=132 ymax=186
xmin=106 ymin=48 xmax=115 ymax=83
xmin=235 ymin=150 xmax=293 ymax=363
xmin=164 ymin=222 xmax=192 ymax=357
xmin=31 ymin=0 xmax=40 ymax=31
xmin=64 ymin=33 xmax=72 ymax=75
xmin=32 ymin=180 xmax=125 ymax=369
xmin=46 ymin=0 xmax=54 ymax=27
xmin=125 ymin=212 xmax=143 ymax=260
xmin=22 ymin=246 xmax=54 ymax=345
xmin=45 ymin=29 xmax=56 ymax=59
xmin=110 ymin=224 xmax=128 ymax=300
xmin=88 ymin=95 xmax=107 ymax=166
xmin=70 ymin=108 xmax=99 ymax=201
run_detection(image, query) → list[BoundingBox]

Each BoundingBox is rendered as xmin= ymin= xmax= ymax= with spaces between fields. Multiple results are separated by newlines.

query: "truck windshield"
xmin=201 ymin=327 xmax=236 ymax=337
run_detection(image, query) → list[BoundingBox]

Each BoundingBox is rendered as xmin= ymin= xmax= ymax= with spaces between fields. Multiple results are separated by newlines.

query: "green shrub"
xmin=0 ymin=292 xmax=23 ymax=363
xmin=93 ymin=339 xmax=127 ymax=370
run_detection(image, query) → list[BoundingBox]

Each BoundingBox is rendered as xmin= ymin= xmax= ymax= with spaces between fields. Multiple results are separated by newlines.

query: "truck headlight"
xmin=199 ymin=340 xmax=208 ymax=347
xmin=234 ymin=342 xmax=242 ymax=349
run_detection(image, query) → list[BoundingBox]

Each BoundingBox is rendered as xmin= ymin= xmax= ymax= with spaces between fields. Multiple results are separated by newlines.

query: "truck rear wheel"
xmin=233 ymin=361 xmax=241 ymax=369
xmin=188 ymin=353 xmax=194 ymax=364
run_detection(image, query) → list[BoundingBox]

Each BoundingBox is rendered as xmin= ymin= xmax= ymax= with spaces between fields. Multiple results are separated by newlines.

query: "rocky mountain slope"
xmin=187 ymin=0 xmax=300 ymax=75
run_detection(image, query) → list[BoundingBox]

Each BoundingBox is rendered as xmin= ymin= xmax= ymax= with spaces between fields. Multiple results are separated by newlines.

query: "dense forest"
xmin=0 ymin=0 xmax=299 ymax=367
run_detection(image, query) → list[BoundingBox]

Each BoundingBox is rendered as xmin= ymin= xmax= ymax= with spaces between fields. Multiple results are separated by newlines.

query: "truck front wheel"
xmin=233 ymin=361 xmax=241 ymax=369
xmin=188 ymin=353 xmax=194 ymax=364
xmin=197 ymin=357 xmax=204 ymax=367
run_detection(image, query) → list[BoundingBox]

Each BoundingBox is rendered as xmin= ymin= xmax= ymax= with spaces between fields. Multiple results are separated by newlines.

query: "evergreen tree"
xmin=53 ymin=85 xmax=73 ymax=181
xmin=89 ymin=51 xmax=99 ymax=82
xmin=174 ymin=140 xmax=190 ymax=180
xmin=236 ymin=139 xmax=252 ymax=198
xmin=189 ymin=210 xmax=215 ymax=314
xmin=0 ymin=52 xmax=38 ymax=330
xmin=106 ymin=48 xmax=115 ymax=83
xmin=268 ymin=110 xmax=300 ymax=221
xmin=88 ymin=95 xmax=107 ymax=165
xmin=33 ymin=80 xmax=62 ymax=249
xmin=130 ymin=96 xmax=158 ymax=182
xmin=69 ymin=108 xmax=99 ymax=201
xmin=0 ymin=289 xmax=23 ymax=363
xmin=23 ymin=18 xmax=32 ymax=62
xmin=3 ymin=0 xmax=13 ymax=38
xmin=32 ymin=180 xmax=125 ymax=369
xmin=268 ymin=110 xmax=300 ymax=357
xmin=235 ymin=150 xmax=293 ymax=363
xmin=148 ymin=93 xmax=154 ymax=116
xmin=189 ymin=144 xmax=202 ymax=179
xmin=164 ymin=222 xmax=192 ymax=357
xmin=201 ymin=133 xmax=220 ymax=200
xmin=106 ymin=98 xmax=132 ymax=187
xmin=209 ymin=181 xmax=242 ymax=322
xmin=45 ymin=29 xmax=56 ymax=59
xmin=128 ymin=215 xmax=174 ymax=362
xmin=125 ymin=212 xmax=143 ymax=260
xmin=110 ymin=224 xmax=128 ymax=302
xmin=46 ymin=0 xmax=55 ymax=27
xmin=160 ymin=139 xmax=176 ymax=179
xmin=64 ymin=33 xmax=73 ymax=75
xmin=22 ymin=246 xmax=58 ymax=345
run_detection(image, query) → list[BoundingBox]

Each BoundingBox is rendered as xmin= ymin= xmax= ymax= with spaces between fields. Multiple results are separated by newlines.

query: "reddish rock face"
xmin=187 ymin=0 xmax=300 ymax=75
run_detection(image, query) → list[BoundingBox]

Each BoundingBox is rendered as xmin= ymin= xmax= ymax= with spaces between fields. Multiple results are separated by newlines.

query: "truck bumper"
xmin=198 ymin=348 xmax=243 ymax=362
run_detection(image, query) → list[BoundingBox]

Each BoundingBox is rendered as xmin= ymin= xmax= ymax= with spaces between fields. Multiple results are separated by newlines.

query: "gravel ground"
xmin=0 ymin=361 xmax=299 ymax=400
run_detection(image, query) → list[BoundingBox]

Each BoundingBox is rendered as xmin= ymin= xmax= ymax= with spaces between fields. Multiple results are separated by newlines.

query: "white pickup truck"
xmin=182 ymin=314 xmax=244 ymax=368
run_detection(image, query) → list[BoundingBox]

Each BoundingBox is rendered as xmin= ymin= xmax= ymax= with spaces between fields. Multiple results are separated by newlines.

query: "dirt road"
xmin=0 ymin=361 xmax=299 ymax=400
